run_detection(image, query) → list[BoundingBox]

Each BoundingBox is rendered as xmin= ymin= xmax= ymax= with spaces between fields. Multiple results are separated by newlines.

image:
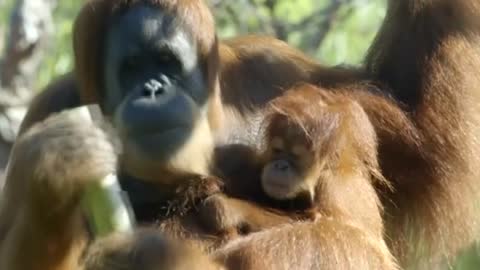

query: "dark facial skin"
xmin=103 ymin=4 xmax=209 ymax=163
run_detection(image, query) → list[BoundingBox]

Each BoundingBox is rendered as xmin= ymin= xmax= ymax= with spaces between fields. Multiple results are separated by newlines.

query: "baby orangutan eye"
xmin=272 ymin=147 xmax=284 ymax=155
xmin=292 ymin=144 xmax=308 ymax=157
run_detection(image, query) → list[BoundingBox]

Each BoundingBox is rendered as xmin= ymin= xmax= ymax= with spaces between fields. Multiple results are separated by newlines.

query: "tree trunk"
xmin=0 ymin=0 xmax=58 ymax=187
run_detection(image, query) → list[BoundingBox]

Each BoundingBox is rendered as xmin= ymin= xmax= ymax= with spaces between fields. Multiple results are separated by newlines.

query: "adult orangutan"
xmin=1 ymin=0 xmax=480 ymax=269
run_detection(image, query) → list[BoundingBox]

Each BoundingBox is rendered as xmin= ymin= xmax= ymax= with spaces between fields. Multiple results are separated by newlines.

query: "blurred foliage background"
xmin=0 ymin=0 xmax=386 ymax=91
xmin=0 ymin=0 xmax=479 ymax=269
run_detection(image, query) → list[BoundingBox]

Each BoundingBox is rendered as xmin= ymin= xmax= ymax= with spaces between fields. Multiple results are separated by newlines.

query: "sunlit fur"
xmin=260 ymin=84 xmax=390 ymax=237
xmin=2 ymin=0 xmax=480 ymax=269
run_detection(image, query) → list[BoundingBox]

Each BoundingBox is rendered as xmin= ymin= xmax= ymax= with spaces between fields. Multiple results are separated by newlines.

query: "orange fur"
xmin=1 ymin=0 xmax=480 ymax=269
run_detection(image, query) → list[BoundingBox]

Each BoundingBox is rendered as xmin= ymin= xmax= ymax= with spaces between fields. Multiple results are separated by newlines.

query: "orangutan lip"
xmin=138 ymin=126 xmax=189 ymax=138
xmin=265 ymin=182 xmax=293 ymax=195
xmin=123 ymin=125 xmax=191 ymax=139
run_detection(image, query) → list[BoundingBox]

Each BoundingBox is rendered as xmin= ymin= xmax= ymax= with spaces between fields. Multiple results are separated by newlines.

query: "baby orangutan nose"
xmin=273 ymin=160 xmax=291 ymax=171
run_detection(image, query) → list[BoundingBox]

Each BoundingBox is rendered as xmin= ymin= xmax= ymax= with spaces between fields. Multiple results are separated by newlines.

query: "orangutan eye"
xmin=272 ymin=147 xmax=284 ymax=155
xmin=157 ymin=51 xmax=174 ymax=63
xmin=270 ymin=137 xmax=285 ymax=154
xmin=123 ymin=55 xmax=138 ymax=70
xmin=292 ymin=144 xmax=308 ymax=157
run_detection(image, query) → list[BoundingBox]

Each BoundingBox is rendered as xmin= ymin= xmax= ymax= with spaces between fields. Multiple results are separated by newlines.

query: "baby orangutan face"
xmin=261 ymin=120 xmax=322 ymax=204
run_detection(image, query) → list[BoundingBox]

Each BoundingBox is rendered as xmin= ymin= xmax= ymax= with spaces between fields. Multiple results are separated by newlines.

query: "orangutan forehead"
xmin=111 ymin=4 xmax=189 ymax=41
xmin=113 ymin=1 xmax=215 ymax=49
xmin=107 ymin=4 xmax=199 ymax=69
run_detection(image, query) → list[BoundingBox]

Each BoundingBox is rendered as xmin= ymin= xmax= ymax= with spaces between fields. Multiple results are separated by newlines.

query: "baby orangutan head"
xmin=260 ymin=85 xmax=342 ymax=205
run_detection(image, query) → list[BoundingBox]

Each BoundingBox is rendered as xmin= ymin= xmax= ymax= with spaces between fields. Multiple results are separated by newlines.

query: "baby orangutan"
xmin=259 ymin=84 xmax=389 ymax=235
